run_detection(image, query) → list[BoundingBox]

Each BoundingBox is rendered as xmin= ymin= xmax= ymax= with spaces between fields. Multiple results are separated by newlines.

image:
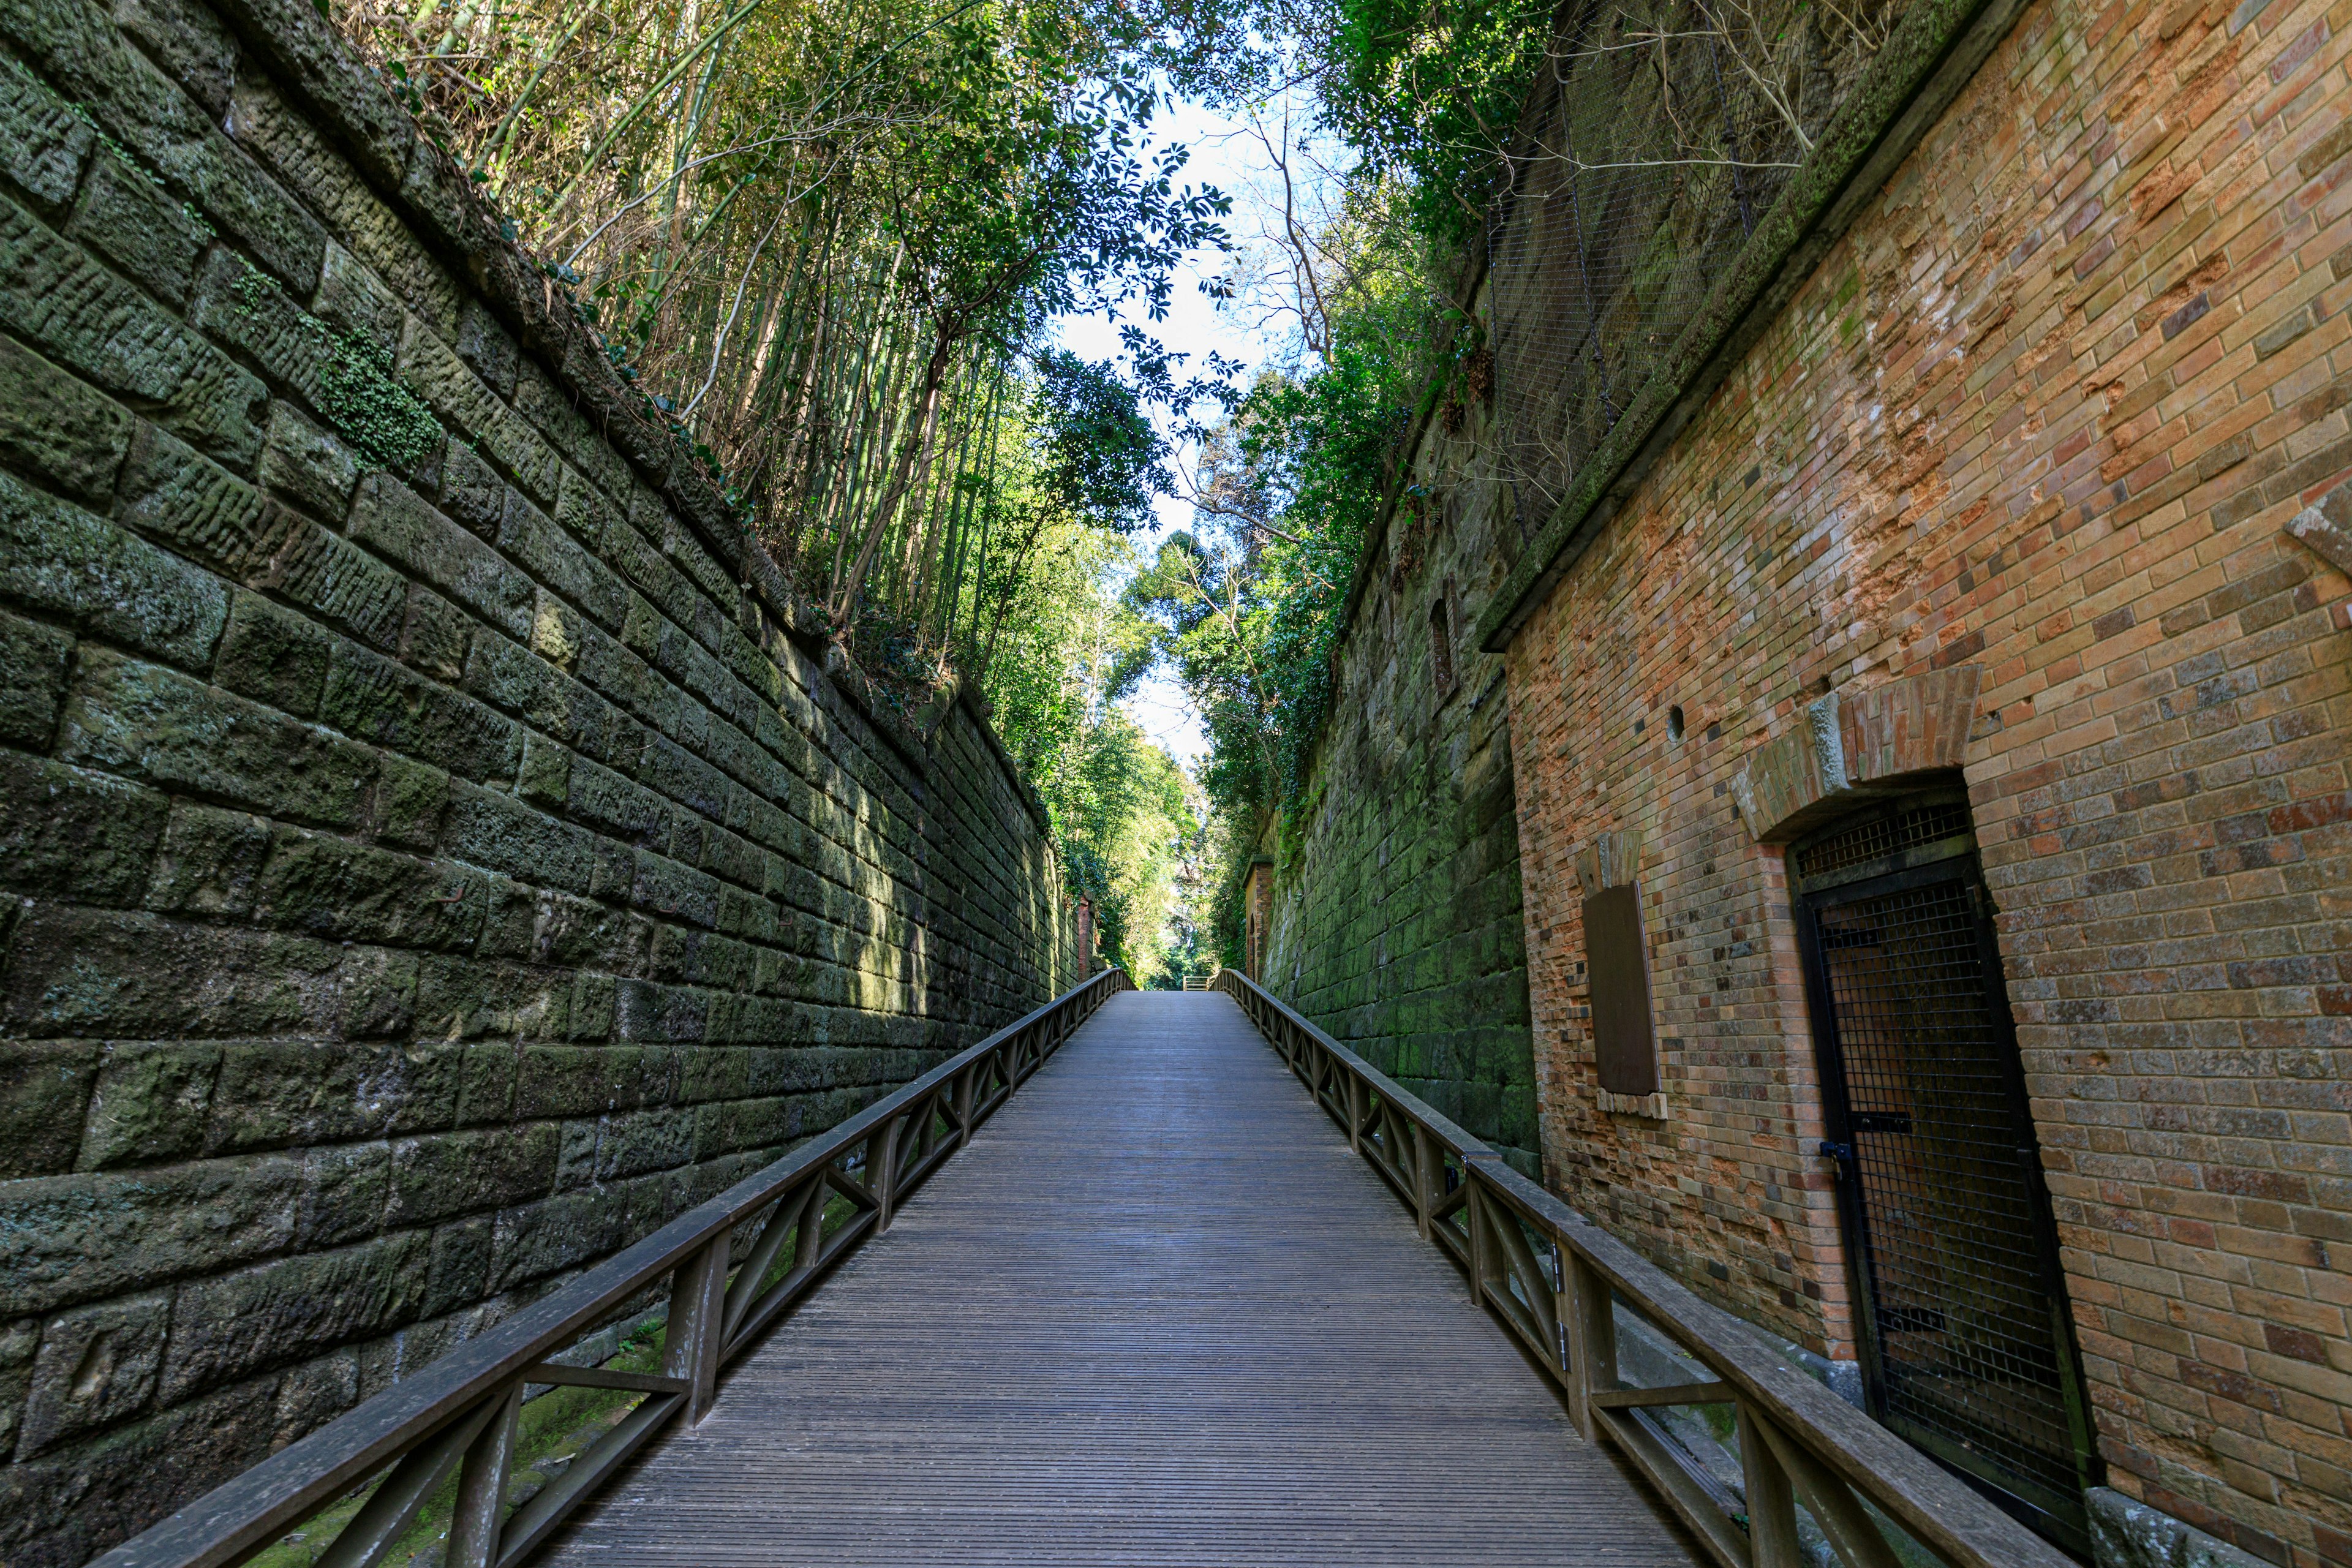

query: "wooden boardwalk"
xmin=540 ymin=990 xmax=1698 ymax=1566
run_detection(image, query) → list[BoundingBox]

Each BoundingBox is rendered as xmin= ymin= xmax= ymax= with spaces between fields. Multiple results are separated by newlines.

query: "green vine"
xmin=311 ymin=322 xmax=443 ymax=471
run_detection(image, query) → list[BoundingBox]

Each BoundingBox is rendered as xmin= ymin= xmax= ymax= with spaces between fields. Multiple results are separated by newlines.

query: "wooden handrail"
xmin=94 ymin=967 xmax=1134 ymax=1568
xmin=1211 ymin=967 xmax=2074 ymax=1568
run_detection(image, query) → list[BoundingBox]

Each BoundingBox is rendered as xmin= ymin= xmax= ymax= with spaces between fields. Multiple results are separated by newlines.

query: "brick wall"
xmin=1259 ymin=413 xmax=1540 ymax=1174
xmin=0 ymin=1 xmax=1079 ymax=1561
xmin=1493 ymin=0 xmax=2352 ymax=1558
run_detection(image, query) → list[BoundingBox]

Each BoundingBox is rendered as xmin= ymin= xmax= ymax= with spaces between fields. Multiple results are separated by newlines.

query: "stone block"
xmin=643 ymin=732 xmax=730 ymax=823
xmin=514 ymin=1044 xmax=660 ymax=1118
xmin=212 ymin=590 xmax=331 ymax=717
xmin=0 ymin=52 xmax=95 ymax=214
xmin=396 ymin=321 xmax=560 ymax=507
xmin=502 ymin=489 xmax=628 ymax=631
xmin=0 ymin=192 xmax=267 ymax=467
xmin=111 ymin=0 xmax=236 ymax=116
xmin=2 ymin=903 xmax=352 ymax=1041
xmin=0 ymin=608 xmax=73 ymax=748
xmin=630 ymin=850 xmax=720 ymax=931
xmin=441 ymin=782 xmax=598 ymax=895
xmin=453 ymin=295 xmax=516 ymax=399
xmin=370 ymin=753 xmax=448 ymax=850
xmin=65 ymin=151 xmax=208 ymax=309
xmin=0 ymin=331 xmax=133 ymax=504
xmin=307 ymin=236 xmax=406 ymax=347
xmin=0 ymin=469 xmax=228 ymax=668
xmin=0 ymin=1314 xmax=33 ymax=1457
xmin=0 ymin=1042 xmax=98 ymax=1178
xmin=250 ymin=824 xmax=487 ymax=949
xmin=421 ymin=1217 xmax=490 ymax=1316
xmin=413 ymin=955 xmax=570 ymax=1042
xmin=516 ymin=729 xmax=570 ymax=810
xmin=156 ymin=1231 xmax=430 ymax=1402
xmin=186 ymin=246 xmax=328 ymax=412
xmin=349 ymin=472 xmax=532 ymax=640
xmin=270 ymin=1346 xmax=360 ymax=1447
xmin=113 ymin=420 xmax=299 ymax=583
xmin=260 ymin=518 xmax=408 ymax=650
xmin=0 ymin=752 xmax=168 ymax=905
xmin=59 ymin=649 xmax=375 ymax=827
xmin=435 ymin=437 xmax=505 ymax=537
xmin=318 ymin=639 xmax=521 ymax=783
xmin=205 ymin=1039 xmax=454 ymax=1155
xmin=591 ymin=1106 xmax=695 ymax=1182
xmin=0 ymin=1156 xmax=300 ymax=1316
xmin=514 ymin=356 xmax=630 ymax=501
xmin=484 ymin=1184 xmax=627 ymax=1293
xmin=292 ymin=1140 xmax=386 ymax=1250
xmin=77 ymin=1042 xmax=221 ymax=1170
xmin=453 ymin=1041 xmax=516 ymax=1125
xmin=604 ymin=511 xmax=703 ymax=633
xmin=385 ymin=1121 xmax=558 ymax=1227
xmin=614 ymin=978 xmax=709 ymax=1044
xmin=16 ymin=1290 xmax=170 ymax=1457
xmin=143 ymin=801 xmax=271 ymax=918
xmin=0 ymin=1374 xmax=280 ymax=1567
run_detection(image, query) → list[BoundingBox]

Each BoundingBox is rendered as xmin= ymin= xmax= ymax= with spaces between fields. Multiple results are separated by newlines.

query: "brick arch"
xmin=1730 ymin=665 xmax=1984 ymax=843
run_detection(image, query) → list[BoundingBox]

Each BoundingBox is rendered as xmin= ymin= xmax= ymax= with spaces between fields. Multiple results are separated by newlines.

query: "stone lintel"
xmin=1732 ymin=665 xmax=1983 ymax=843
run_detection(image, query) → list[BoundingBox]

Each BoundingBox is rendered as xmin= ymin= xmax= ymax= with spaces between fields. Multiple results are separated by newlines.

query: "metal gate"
xmin=1790 ymin=793 xmax=2098 ymax=1555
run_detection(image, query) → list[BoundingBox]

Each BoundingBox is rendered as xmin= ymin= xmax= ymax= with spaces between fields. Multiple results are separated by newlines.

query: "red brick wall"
xmin=1499 ymin=0 xmax=2352 ymax=1557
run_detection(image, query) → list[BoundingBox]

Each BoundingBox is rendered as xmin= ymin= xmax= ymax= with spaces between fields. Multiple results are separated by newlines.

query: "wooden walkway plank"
xmin=538 ymin=991 xmax=1700 ymax=1566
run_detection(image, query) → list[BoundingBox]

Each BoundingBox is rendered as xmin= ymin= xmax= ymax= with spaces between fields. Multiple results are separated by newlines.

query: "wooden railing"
xmin=97 ymin=967 xmax=1133 ymax=1568
xmin=1212 ymin=968 xmax=2073 ymax=1568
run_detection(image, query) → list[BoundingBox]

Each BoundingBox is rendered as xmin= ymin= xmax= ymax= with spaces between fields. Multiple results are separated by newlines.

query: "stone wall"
xmin=1257 ymin=394 xmax=1540 ymax=1174
xmin=1490 ymin=0 xmax=2352 ymax=1558
xmin=0 ymin=1 xmax=1079 ymax=1561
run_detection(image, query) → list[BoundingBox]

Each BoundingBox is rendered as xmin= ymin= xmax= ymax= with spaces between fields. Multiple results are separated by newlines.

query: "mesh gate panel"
xmin=1793 ymin=801 xmax=1973 ymax=881
xmin=1810 ymin=876 xmax=2081 ymax=1509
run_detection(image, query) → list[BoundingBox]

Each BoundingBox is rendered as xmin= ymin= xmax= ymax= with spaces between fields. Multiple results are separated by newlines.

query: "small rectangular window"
xmin=1583 ymin=881 xmax=1657 ymax=1095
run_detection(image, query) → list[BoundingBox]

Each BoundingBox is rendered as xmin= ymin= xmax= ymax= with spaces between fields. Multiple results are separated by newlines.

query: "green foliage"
xmin=1127 ymin=179 xmax=1445 ymax=965
xmin=1030 ymin=349 xmax=1173 ymax=533
xmin=1299 ymin=0 xmax=1553 ymax=241
xmin=310 ymin=321 xmax=444 ymax=472
xmin=981 ymin=520 xmax=1203 ymax=984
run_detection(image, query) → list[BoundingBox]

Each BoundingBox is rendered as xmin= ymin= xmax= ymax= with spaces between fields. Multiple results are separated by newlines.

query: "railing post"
xmin=1466 ymin=1174 xmax=1490 ymax=1309
xmin=952 ymin=1063 xmax=978 ymax=1150
xmin=443 ymin=1384 xmax=521 ymax=1568
xmin=873 ymin=1115 xmax=907 ymax=1231
xmin=1411 ymin=1123 xmax=1434 ymax=1242
xmin=665 ymin=1228 xmax=731 ymax=1424
xmin=1738 ymin=1400 xmax=1804 ymax=1568
xmin=1562 ymin=1251 xmax=1617 ymax=1441
xmin=1346 ymin=1073 xmax=1364 ymax=1153
xmin=794 ymin=1175 xmax=828 ymax=1272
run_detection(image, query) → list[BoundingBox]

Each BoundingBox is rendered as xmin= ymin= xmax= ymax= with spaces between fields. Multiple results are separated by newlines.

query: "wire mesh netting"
xmin=1806 ymin=872 xmax=2086 ymax=1520
xmin=1487 ymin=0 xmax=1906 ymax=546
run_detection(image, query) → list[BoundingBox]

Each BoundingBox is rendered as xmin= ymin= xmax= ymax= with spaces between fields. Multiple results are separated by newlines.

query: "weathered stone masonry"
xmin=0 ymin=1 xmax=1079 ymax=1561
xmin=1256 ymin=407 xmax=1540 ymax=1175
xmin=1485 ymin=0 xmax=2352 ymax=1559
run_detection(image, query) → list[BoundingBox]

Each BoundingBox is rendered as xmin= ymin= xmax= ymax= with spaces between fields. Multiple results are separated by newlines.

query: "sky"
xmin=1054 ymin=91 xmax=1308 ymax=771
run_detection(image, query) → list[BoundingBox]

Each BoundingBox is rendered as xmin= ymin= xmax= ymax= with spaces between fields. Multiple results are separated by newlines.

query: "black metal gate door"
xmin=1790 ymin=798 xmax=2097 ymax=1554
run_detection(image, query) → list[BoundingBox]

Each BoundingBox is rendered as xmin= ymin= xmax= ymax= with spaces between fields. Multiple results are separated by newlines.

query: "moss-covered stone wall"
xmin=1258 ymin=367 xmax=1539 ymax=1173
xmin=0 ymin=2 xmax=1077 ymax=1560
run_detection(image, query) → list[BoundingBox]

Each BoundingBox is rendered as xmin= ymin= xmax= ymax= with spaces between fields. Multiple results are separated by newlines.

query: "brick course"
xmin=0 ymin=1 xmax=1080 ymax=1561
xmin=1490 ymin=0 xmax=2352 ymax=1558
